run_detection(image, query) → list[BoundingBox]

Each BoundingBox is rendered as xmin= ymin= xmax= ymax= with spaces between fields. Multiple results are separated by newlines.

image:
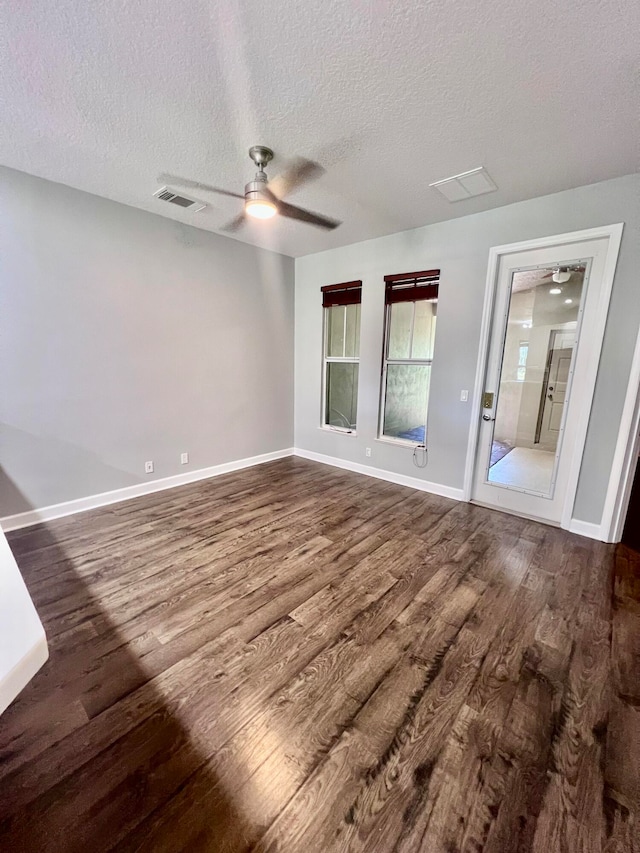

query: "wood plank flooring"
xmin=0 ymin=456 xmax=638 ymax=852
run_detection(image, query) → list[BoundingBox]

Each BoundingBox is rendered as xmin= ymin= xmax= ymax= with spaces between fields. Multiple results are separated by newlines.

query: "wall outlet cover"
xmin=145 ymin=461 xmax=154 ymax=474
xmin=181 ymin=452 xmax=189 ymax=465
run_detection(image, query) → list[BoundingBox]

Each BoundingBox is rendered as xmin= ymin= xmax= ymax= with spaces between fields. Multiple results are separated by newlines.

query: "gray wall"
xmin=294 ymin=174 xmax=640 ymax=525
xmin=0 ymin=166 xmax=294 ymax=516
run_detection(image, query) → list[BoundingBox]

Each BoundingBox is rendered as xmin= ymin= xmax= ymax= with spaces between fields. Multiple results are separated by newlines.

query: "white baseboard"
xmin=1 ymin=445 xmax=605 ymax=540
xmin=0 ymin=634 xmax=48 ymax=716
xmin=293 ymin=448 xmax=464 ymax=501
xmin=0 ymin=448 xmax=294 ymax=532
xmin=567 ymin=518 xmax=603 ymax=541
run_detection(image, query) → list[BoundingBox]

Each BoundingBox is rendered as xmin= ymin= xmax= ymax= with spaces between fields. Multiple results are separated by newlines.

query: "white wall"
xmin=294 ymin=173 xmax=640 ymax=526
xmin=0 ymin=530 xmax=47 ymax=714
xmin=0 ymin=166 xmax=295 ymax=517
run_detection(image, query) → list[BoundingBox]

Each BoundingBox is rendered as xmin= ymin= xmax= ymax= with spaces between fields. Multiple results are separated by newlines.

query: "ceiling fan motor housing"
xmin=245 ymin=146 xmax=274 ymax=204
xmin=245 ymin=174 xmax=271 ymax=203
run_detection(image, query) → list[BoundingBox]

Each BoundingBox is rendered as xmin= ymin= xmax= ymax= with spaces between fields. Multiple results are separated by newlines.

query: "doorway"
xmin=621 ymin=455 xmax=640 ymax=551
xmin=467 ymin=227 xmax=622 ymax=528
xmin=535 ymin=330 xmax=575 ymax=449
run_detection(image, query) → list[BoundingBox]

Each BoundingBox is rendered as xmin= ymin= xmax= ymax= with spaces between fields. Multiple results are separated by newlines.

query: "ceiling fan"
xmin=160 ymin=146 xmax=341 ymax=232
xmin=542 ymin=265 xmax=586 ymax=283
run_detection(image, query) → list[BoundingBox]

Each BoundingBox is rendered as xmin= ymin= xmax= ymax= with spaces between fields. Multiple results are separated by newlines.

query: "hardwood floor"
xmin=0 ymin=457 xmax=638 ymax=852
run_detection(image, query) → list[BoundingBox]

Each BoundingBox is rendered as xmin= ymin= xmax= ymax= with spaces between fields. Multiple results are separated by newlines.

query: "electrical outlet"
xmin=181 ymin=452 xmax=189 ymax=465
xmin=144 ymin=461 xmax=154 ymax=474
xmin=365 ymin=447 xmax=372 ymax=457
xmin=460 ymin=390 xmax=469 ymax=402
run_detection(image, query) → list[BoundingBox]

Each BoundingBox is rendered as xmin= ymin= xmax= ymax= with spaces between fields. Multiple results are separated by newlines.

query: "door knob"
xmin=482 ymin=414 xmax=496 ymax=421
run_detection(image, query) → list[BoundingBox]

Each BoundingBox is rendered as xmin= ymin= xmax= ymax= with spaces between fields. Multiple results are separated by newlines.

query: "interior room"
xmin=1 ymin=1 xmax=639 ymax=851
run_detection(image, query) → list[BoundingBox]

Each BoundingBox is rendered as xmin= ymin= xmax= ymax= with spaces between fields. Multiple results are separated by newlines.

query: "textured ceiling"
xmin=1 ymin=0 xmax=638 ymax=257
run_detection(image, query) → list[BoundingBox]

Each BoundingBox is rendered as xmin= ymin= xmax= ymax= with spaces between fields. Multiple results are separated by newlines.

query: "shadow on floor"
xmin=0 ymin=507 xmax=263 ymax=852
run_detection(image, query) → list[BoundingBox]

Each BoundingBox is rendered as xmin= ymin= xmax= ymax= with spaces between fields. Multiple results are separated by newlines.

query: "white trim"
xmin=318 ymin=425 xmax=357 ymax=436
xmin=293 ymin=447 xmax=464 ymax=501
xmin=0 ymin=635 xmax=48 ymax=716
xmin=463 ymin=245 xmax=501 ymax=501
xmin=482 ymin=224 xmax=624 ymax=258
xmin=462 ymin=224 xmax=624 ymax=534
xmin=600 ymin=324 xmax=640 ymax=542
xmin=374 ymin=436 xmax=420 ymax=448
xmin=559 ymin=225 xmax=623 ymax=530
xmin=0 ymin=448 xmax=294 ymax=532
xmin=567 ymin=519 xmax=603 ymax=541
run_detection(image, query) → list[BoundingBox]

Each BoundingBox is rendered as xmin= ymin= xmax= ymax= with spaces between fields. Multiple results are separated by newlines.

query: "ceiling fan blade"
xmin=158 ymin=173 xmax=244 ymax=200
xmin=262 ymin=185 xmax=279 ymax=204
xmin=267 ymin=158 xmax=324 ymax=199
xmin=277 ymin=201 xmax=341 ymax=230
xmin=221 ymin=212 xmax=246 ymax=232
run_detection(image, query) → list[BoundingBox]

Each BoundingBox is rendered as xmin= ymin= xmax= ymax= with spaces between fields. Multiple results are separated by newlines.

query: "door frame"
xmin=463 ymin=224 xmax=624 ymax=535
xmin=600 ymin=324 xmax=640 ymax=542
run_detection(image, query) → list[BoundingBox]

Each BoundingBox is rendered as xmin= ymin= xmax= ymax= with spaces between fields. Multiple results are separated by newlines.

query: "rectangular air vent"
xmin=429 ymin=167 xmax=497 ymax=202
xmin=153 ymin=186 xmax=206 ymax=212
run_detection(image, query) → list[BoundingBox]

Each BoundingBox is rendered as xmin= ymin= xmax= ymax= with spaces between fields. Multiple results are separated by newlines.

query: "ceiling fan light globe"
xmin=245 ymin=199 xmax=277 ymax=219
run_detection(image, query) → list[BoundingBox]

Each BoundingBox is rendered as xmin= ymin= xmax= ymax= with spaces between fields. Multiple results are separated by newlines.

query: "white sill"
xmin=374 ymin=436 xmax=422 ymax=448
xmin=318 ymin=425 xmax=358 ymax=437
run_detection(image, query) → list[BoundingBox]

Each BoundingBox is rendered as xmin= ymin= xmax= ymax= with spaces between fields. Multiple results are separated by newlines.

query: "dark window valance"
xmin=321 ymin=280 xmax=362 ymax=307
xmin=384 ymin=269 xmax=440 ymax=304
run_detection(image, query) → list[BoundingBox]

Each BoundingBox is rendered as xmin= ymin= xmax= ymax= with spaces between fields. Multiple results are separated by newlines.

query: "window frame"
xmin=320 ymin=281 xmax=362 ymax=434
xmin=378 ymin=270 xmax=440 ymax=446
xmin=517 ymin=341 xmax=529 ymax=382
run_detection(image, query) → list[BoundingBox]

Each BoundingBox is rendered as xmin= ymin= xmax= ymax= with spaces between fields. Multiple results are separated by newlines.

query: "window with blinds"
xmin=379 ymin=270 xmax=440 ymax=444
xmin=321 ymin=281 xmax=362 ymax=431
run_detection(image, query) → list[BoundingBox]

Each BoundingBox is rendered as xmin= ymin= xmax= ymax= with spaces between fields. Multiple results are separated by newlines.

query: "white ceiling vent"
xmin=153 ymin=186 xmax=206 ymax=212
xmin=429 ymin=167 xmax=497 ymax=202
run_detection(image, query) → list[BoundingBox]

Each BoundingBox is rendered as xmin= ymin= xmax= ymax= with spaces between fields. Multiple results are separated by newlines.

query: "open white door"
xmin=0 ymin=530 xmax=48 ymax=715
xmin=468 ymin=227 xmax=622 ymax=527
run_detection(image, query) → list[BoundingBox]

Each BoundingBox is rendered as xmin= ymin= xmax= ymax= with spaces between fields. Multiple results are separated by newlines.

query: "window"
xmin=517 ymin=342 xmax=529 ymax=382
xmin=321 ymin=280 xmax=362 ymax=431
xmin=379 ymin=270 xmax=439 ymax=444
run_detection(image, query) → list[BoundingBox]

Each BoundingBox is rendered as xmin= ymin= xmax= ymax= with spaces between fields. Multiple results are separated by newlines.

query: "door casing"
xmin=463 ymin=224 xmax=624 ymax=534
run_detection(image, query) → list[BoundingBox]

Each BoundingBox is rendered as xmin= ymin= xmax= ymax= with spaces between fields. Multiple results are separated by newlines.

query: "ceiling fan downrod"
xmin=248 ymin=145 xmax=274 ymax=179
